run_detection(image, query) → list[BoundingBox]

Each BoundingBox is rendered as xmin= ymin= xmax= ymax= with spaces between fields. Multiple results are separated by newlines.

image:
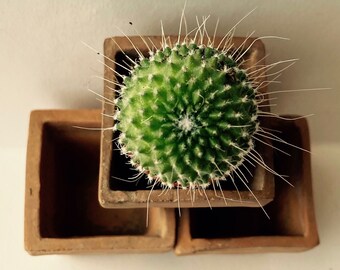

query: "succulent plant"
xmin=114 ymin=42 xmax=259 ymax=189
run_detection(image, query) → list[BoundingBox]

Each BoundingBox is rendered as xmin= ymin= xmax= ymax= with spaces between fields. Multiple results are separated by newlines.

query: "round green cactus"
xmin=114 ymin=42 xmax=259 ymax=189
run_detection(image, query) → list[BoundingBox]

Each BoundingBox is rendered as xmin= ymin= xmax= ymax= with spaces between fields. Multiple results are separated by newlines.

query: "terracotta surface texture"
xmin=175 ymin=117 xmax=319 ymax=255
xmin=99 ymin=35 xmax=275 ymax=209
xmin=24 ymin=110 xmax=175 ymax=255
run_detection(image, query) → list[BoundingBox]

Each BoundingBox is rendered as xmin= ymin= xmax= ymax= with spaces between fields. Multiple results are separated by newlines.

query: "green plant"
xmin=114 ymin=37 xmax=261 ymax=189
xmin=81 ymin=4 xmax=328 ymax=217
xmin=93 ymin=6 xmax=323 ymax=200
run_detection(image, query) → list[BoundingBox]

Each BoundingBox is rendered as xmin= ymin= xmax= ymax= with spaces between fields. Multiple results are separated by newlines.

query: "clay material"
xmin=175 ymin=117 xmax=319 ymax=254
xmin=99 ymin=35 xmax=275 ymax=209
xmin=24 ymin=110 xmax=175 ymax=255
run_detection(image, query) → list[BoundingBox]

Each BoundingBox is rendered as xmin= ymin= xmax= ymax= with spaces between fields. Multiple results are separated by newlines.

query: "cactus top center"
xmin=178 ymin=113 xmax=195 ymax=133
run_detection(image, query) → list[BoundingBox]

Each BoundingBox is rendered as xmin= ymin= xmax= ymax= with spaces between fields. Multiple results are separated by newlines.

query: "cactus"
xmin=114 ymin=42 xmax=259 ymax=189
xmin=96 ymin=8 xmax=321 ymax=195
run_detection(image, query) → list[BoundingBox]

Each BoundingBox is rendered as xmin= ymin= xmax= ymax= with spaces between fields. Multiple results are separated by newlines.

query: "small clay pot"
xmin=175 ymin=117 xmax=319 ymax=255
xmin=99 ymin=35 xmax=275 ymax=209
xmin=24 ymin=110 xmax=175 ymax=255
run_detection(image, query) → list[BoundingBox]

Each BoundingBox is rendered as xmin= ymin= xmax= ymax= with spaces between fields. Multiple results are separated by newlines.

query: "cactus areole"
xmin=114 ymin=43 xmax=259 ymax=189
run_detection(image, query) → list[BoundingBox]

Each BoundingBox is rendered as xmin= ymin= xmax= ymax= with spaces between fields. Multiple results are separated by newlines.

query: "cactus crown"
xmin=115 ymin=42 xmax=258 ymax=189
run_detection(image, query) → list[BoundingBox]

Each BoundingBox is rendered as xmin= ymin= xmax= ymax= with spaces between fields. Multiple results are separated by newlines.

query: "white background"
xmin=1 ymin=0 xmax=340 ymax=269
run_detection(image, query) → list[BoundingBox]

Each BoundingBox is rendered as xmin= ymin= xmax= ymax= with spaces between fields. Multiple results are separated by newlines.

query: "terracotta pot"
xmin=99 ymin=35 xmax=275 ymax=209
xmin=24 ymin=110 xmax=175 ymax=255
xmin=175 ymin=117 xmax=319 ymax=254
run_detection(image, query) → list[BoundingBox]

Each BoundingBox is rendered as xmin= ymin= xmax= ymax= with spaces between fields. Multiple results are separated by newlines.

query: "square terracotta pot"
xmin=175 ymin=117 xmax=319 ymax=254
xmin=99 ymin=35 xmax=275 ymax=209
xmin=24 ymin=110 xmax=175 ymax=255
